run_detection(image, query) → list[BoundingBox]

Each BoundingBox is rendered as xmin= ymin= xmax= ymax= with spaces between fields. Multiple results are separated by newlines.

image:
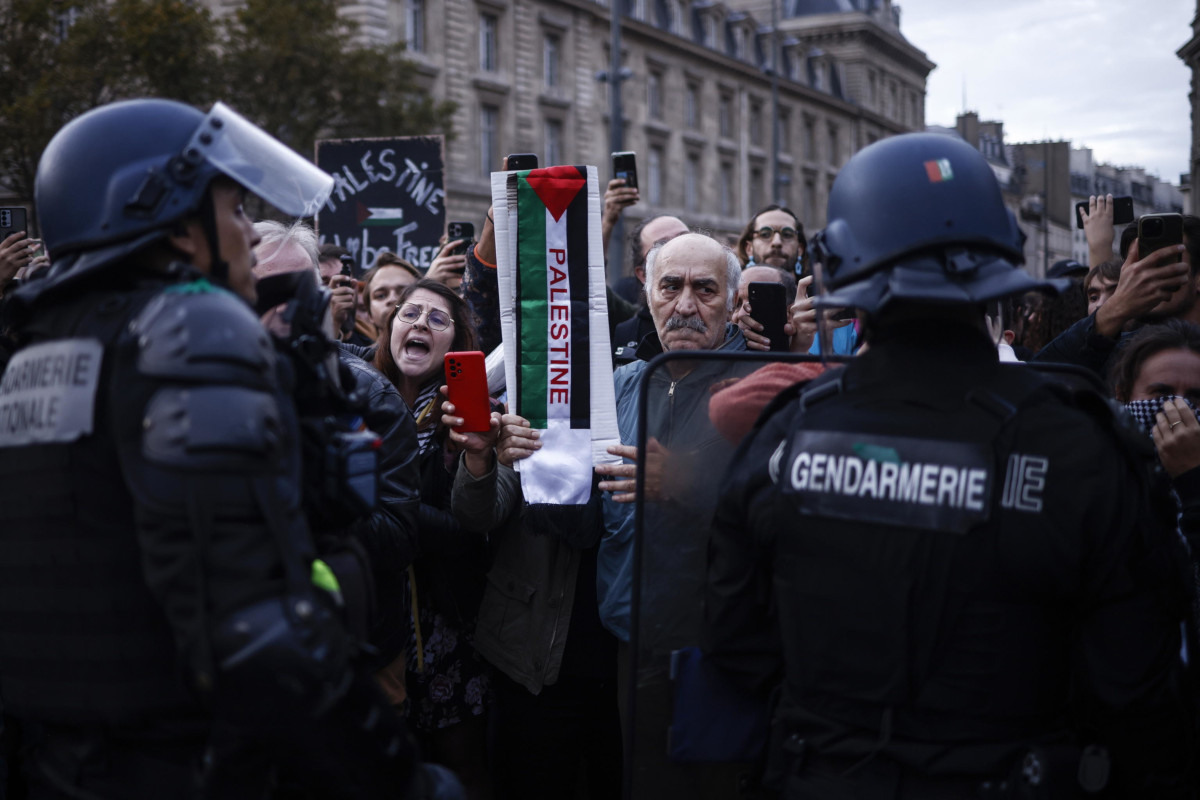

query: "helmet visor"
xmin=185 ymin=102 xmax=333 ymax=218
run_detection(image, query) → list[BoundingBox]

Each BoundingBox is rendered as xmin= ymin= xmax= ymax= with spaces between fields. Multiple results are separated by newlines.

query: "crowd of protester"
xmin=1 ymin=124 xmax=1199 ymax=799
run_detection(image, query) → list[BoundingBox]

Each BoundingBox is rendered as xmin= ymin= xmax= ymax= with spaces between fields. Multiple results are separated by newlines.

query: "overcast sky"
xmin=901 ymin=0 xmax=1195 ymax=184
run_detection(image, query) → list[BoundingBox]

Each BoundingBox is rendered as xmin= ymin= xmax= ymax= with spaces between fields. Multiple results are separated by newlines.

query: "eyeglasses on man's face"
xmin=754 ymin=226 xmax=798 ymax=241
xmin=396 ymin=303 xmax=454 ymax=331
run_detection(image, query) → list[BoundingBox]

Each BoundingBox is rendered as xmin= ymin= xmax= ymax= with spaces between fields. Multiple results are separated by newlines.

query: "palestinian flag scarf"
xmin=492 ymin=164 xmax=619 ymax=505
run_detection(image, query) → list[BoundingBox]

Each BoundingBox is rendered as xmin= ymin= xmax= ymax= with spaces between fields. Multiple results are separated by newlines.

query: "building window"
xmin=803 ymin=116 xmax=815 ymax=160
xmin=685 ymin=154 xmax=701 ymax=212
xmin=733 ymin=27 xmax=746 ymax=60
xmin=685 ymin=82 xmax=699 ymax=129
xmin=648 ymin=145 xmax=664 ymax=205
xmin=910 ymin=94 xmax=920 ymax=127
xmin=480 ymin=13 xmax=498 ymax=72
xmin=779 ymin=106 xmax=791 ymax=151
xmin=675 ymin=0 xmax=687 ymax=35
xmin=543 ymin=34 xmax=560 ymax=88
xmin=720 ymin=162 xmax=734 ymax=216
xmin=888 ymin=82 xmax=898 ymax=119
xmin=406 ymin=0 xmax=425 ymax=53
xmin=805 ymin=178 xmax=816 ymax=223
xmin=827 ymin=123 xmax=839 ymax=166
xmin=480 ymin=104 xmax=499 ymax=177
xmin=719 ymin=93 xmax=733 ymax=139
xmin=868 ymin=71 xmax=877 ymax=106
xmin=648 ymin=71 xmax=663 ymax=120
xmin=545 ymin=118 xmax=563 ymax=166
xmin=750 ymin=165 xmax=764 ymax=205
xmin=749 ymin=99 xmax=763 ymax=147
xmin=780 ymin=167 xmax=793 ymax=209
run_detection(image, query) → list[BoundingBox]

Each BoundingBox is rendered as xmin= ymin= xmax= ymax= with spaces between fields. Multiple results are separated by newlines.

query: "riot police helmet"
xmin=809 ymin=132 xmax=1067 ymax=314
xmin=34 ymin=98 xmax=333 ymax=290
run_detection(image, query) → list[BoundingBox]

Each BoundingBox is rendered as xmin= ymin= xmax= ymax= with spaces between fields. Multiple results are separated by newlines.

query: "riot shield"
xmin=623 ymin=350 xmax=843 ymax=800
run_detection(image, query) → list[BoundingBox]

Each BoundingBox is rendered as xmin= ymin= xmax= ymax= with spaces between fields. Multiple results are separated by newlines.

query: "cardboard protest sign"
xmin=315 ymin=136 xmax=445 ymax=275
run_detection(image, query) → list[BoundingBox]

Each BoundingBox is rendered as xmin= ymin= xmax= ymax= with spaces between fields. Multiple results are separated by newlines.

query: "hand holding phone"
xmin=1138 ymin=213 xmax=1184 ymax=265
xmin=612 ymin=151 xmax=638 ymax=190
xmin=445 ymin=351 xmax=491 ymax=432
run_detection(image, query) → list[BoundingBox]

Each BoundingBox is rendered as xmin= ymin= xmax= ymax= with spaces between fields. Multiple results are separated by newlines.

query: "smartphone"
xmin=1138 ymin=213 xmax=1184 ymax=264
xmin=0 ymin=207 xmax=27 ymax=242
xmin=748 ymin=282 xmax=789 ymax=352
xmin=338 ymin=253 xmax=354 ymax=278
xmin=612 ymin=151 xmax=638 ymax=190
xmin=444 ymin=351 xmax=491 ymax=433
xmin=1075 ymin=196 xmax=1134 ymax=229
xmin=506 ymin=153 xmax=538 ymax=171
xmin=447 ymin=221 xmax=475 ymax=241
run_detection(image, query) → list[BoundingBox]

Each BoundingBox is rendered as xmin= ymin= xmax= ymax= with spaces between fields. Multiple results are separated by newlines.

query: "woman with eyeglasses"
xmin=374 ymin=279 xmax=495 ymax=799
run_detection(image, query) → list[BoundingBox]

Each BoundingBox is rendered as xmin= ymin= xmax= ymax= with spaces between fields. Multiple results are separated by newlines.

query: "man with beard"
xmin=736 ymin=204 xmax=806 ymax=278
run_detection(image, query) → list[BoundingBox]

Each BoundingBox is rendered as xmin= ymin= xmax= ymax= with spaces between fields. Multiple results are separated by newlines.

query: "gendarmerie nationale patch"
xmin=782 ymin=430 xmax=993 ymax=534
xmin=0 ymin=339 xmax=103 ymax=447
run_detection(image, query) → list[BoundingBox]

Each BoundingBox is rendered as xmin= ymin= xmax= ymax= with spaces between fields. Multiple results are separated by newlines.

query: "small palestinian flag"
xmin=492 ymin=164 xmax=620 ymax=505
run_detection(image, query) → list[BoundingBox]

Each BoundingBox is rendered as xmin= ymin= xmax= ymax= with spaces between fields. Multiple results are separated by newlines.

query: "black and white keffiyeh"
xmin=1123 ymin=395 xmax=1200 ymax=437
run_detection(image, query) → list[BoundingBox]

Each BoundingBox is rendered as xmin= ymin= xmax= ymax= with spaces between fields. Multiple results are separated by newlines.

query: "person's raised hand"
xmin=1080 ymin=194 xmax=1116 ymax=267
xmin=442 ymin=393 xmax=501 ymax=477
xmin=1094 ymin=238 xmax=1190 ymax=338
xmin=0 ymin=232 xmax=34 ymax=285
xmin=327 ymin=274 xmax=357 ymax=334
xmin=426 ymin=239 xmax=468 ymax=291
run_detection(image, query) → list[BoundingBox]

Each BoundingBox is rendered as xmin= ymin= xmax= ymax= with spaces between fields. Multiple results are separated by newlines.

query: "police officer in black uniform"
xmin=703 ymin=133 xmax=1198 ymax=798
xmin=0 ymin=99 xmax=436 ymax=798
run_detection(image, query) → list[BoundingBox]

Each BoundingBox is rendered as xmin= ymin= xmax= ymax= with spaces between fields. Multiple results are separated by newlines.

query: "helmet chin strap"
xmin=198 ymin=184 xmax=229 ymax=286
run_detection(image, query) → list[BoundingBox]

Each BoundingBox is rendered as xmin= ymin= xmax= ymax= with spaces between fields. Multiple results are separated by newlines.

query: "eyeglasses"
xmin=396 ymin=303 xmax=453 ymax=331
xmin=754 ymin=226 xmax=798 ymax=241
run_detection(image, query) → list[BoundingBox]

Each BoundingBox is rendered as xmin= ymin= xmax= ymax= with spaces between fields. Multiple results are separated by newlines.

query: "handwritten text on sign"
xmin=315 ymin=136 xmax=445 ymax=275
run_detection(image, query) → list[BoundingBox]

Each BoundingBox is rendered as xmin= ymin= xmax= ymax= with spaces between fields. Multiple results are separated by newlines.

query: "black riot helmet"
xmin=809 ymin=133 xmax=1066 ymax=314
xmin=33 ymin=98 xmax=332 ymax=293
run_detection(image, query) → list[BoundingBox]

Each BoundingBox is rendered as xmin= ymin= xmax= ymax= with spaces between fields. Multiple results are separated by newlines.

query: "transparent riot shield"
xmin=623 ymin=350 xmax=846 ymax=800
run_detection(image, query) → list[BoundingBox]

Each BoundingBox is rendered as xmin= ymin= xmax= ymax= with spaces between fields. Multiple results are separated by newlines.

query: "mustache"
xmin=663 ymin=314 xmax=709 ymax=333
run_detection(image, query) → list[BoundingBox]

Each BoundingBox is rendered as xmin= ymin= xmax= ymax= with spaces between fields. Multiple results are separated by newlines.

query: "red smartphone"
xmin=444 ymin=351 xmax=491 ymax=432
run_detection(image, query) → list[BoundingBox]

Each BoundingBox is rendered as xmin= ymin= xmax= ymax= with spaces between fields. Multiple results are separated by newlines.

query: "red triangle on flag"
xmin=355 ymin=202 xmax=370 ymax=225
xmin=525 ymin=166 xmax=586 ymax=222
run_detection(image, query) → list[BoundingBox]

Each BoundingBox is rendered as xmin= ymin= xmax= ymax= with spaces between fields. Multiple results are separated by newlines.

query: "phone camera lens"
xmin=1144 ymin=219 xmax=1164 ymax=237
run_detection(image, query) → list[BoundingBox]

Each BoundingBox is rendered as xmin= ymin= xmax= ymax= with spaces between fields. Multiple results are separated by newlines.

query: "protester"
xmin=361 ymin=251 xmax=422 ymax=342
xmin=448 ymin=409 xmax=621 ymax=799
xmin=704 ymin=132 xmax=1197 ymax=798
xmin=374 ymin=279 xmax=494 ymax=800
xmin=1085 ymin=257 xmax=1122 ymax=317
xmin=1034 ymin=217 xmax=1196 ymax=375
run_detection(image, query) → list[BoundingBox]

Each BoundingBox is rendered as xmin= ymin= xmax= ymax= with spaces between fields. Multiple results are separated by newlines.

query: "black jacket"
xmin=705 ymin=320 xmax=1197 ymax=796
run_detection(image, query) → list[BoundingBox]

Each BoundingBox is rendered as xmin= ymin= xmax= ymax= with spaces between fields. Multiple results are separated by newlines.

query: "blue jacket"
xmin=597 ymin=325 xmax=749 ymax=642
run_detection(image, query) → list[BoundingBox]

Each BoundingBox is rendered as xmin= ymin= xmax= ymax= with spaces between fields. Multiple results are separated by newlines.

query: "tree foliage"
xmin=0 ymin=0 xmax=456 ymax=229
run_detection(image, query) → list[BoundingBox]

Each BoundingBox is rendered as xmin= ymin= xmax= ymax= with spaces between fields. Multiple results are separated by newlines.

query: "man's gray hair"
xmin=643 ymin=234 xmax=742 ymax=312
xmin=253 ymin=219 xmax=320 ymax=272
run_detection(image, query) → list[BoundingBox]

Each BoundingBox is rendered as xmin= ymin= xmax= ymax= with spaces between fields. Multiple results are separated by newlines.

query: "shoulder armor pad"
xmin=130 ymin=289 xmax=274 ymax=385
xmin=143 ymin=386 xmax=285 ymax=470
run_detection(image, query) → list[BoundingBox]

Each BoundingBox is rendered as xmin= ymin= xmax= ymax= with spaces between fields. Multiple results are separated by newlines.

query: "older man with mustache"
xmin=593 ymin=233 xmax=754 ymax=796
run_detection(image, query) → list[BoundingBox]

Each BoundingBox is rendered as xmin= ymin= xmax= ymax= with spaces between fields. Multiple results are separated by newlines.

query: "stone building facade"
xmin=201 ymin=0 xmax=932 ymax=273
